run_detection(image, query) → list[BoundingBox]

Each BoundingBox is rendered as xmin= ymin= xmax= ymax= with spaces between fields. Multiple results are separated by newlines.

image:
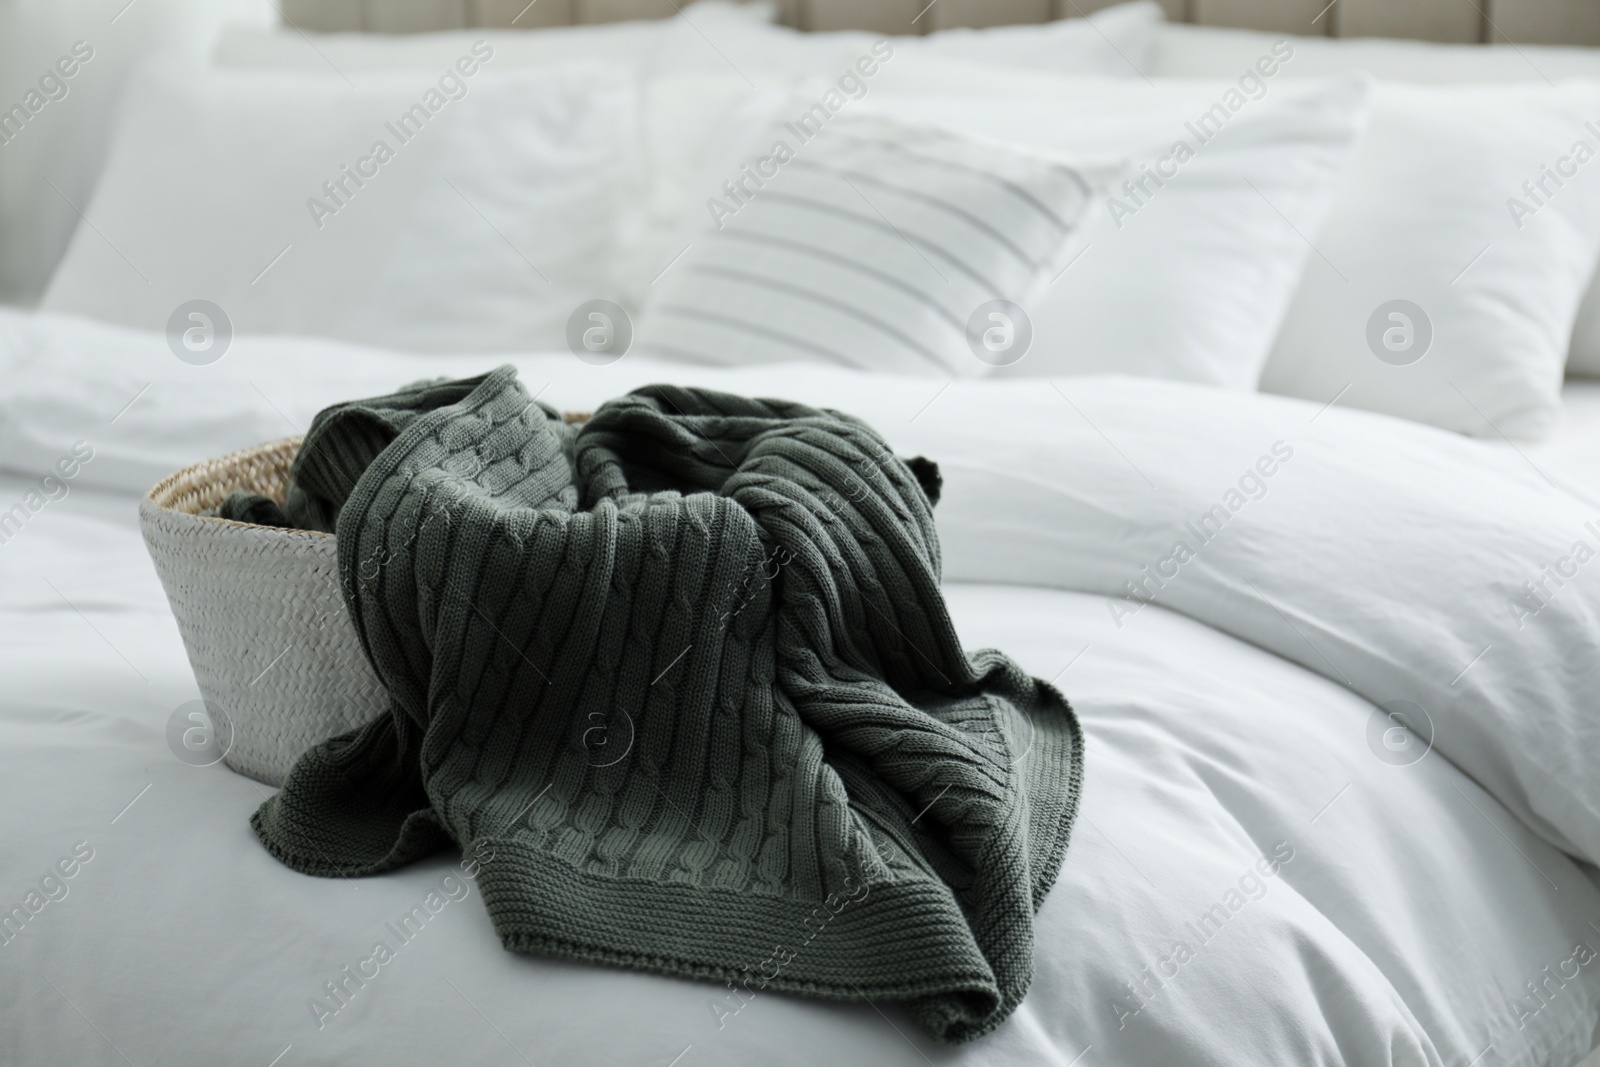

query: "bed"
xmin=5 ymin=2 xmax=1600 ymax=1065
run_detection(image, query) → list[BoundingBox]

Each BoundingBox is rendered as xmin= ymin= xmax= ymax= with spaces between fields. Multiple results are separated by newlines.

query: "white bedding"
xmin=4 ymin=310 xmax=1600 ymax=1066
xmin=1529 ymin=381 xmax=1600 ymax=505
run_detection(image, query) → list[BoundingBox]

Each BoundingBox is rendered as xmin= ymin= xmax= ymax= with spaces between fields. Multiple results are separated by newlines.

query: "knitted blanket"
xmin=249 ymin=366 xmax=1084 ymax=1043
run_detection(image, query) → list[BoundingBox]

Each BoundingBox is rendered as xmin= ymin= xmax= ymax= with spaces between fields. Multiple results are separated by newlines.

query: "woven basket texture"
xmin=140 ymin=416 xmax=592 ymax=786
xmin=139 ymin=436 xmax=385 ymax=786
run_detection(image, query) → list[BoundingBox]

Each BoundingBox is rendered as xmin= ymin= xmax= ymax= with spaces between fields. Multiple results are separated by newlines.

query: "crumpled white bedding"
xmin=2 ymin=309 xmax=1600 ymax=1066
xmin=1527 ymin=380 xmax=1600 ymax=508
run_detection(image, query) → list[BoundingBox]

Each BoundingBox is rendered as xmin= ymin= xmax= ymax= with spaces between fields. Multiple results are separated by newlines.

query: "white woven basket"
xmin=139 ymin=436 xmax=386 ymax=786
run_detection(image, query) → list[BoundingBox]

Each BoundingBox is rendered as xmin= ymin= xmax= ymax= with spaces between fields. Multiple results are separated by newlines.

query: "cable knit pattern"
xmin=250 ymin=366 xmax=1083 ymax=1043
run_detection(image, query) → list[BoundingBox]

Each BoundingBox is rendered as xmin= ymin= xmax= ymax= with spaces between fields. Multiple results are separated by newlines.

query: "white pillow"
xmin=649 ymin=0 xmax=1162 ymax=80
xmin=1152 ymin=20 xmax=1600 ymax=84
xmin=218 ymin=3 xmax=1162 ymax=332
xmin=42 ymin=61 xmax=637 ymax=353
xmin=614 ymin=74 xmax=766 ymax=311
xmin=635 ymin=105 xmax=1112 ymax=375
xmin=918 ymin=0 xmax=1160 ymax=75
xmin=617 ymin=0 xmax=1165 ymax=287
xmin=615 ymin=2 xmax=1161 ymax=308
xmin=1151 ymin=22 xmax=1600 ymax=380
xmin=1261 ymin=83 xmax=1600 ymax=441
xmin=856 ymin=64 xmax=1371 ymax=388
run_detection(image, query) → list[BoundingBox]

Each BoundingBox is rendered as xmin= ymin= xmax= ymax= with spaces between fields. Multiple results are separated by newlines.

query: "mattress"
xmin=5 ymin=309 xmax=1600 ymax=1064
xmin=2 ymin=476 xmax=1599 ymax=1066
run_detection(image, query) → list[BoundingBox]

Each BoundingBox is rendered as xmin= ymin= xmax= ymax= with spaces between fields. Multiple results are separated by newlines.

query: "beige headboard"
xmin=279 ymin=0 xmax=1600 ymax=47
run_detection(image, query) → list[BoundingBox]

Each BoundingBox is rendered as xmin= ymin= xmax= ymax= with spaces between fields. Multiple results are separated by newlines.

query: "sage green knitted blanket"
xmin=249 ymin=366 xmax=1083 ymax=1043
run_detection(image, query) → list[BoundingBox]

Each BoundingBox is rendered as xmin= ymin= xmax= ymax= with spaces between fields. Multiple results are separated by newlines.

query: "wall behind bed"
xmin=281 ymin=0 xmax=1600 ymax=46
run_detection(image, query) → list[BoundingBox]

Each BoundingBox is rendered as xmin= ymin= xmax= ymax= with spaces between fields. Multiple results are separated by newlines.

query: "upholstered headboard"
xmin=279 ymin=0 xmax=1600 ymax=46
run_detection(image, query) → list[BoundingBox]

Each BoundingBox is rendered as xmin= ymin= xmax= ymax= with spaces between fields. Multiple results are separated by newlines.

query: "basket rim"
xmin=145 ymin=411 xmax=592 ymax=537
xmin=143 ymin=435 xmax=334 ymax=538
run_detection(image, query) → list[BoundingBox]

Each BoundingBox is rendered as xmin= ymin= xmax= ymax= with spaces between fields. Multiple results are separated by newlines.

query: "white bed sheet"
xmin=5 ymin=311 xmax=1600 ymax=1065
xmin=2 ymin=481 xmax=1599 ymax=1067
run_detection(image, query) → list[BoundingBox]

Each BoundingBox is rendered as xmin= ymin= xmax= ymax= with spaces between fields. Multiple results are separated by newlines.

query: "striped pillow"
xmin=637 ymin=107 xmax=1113 ymax=376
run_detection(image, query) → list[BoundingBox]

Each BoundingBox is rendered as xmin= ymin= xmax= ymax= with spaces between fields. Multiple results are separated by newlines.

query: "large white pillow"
xmin=916 ymin=0 xmax=1160 ymax=74
xmin=1152 ymin=20 xmax=1600 ymax=83
xmin=649 ymin=0 xmax=1162 ymax=80
xmin=613 ymin=74 xmax=767 ymax=311
xmin=210 ymin=4 xmax=1160 ymax=325
xmin=42 ymin=61 xmax=637 ymax=353
xmin=1150 ymin=22 xmax=1600 ymax=380
xmin=620 ymin=3 xmax=1164 ymax=303
xmin=855 ymin=62 xmax=1371 ymax=387
xmin=1261 ymin=83 xmax=1600 ymax=440
xmin=636 ymin=104 xmax=1113 ymax=375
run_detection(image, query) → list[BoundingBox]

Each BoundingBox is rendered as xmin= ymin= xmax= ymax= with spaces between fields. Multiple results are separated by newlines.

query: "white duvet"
xmin=2 ymin=309 xmax=1600 ymax=1067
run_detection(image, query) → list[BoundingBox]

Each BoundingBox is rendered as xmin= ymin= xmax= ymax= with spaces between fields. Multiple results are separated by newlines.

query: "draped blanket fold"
xmin=250 ymin=366 xmax=1083 ymax=1043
